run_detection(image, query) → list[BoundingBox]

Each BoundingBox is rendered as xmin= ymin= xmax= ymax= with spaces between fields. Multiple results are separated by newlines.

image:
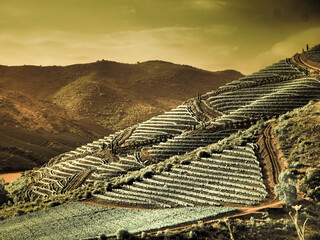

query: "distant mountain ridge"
xmin=0 ymin=60 xmax=242 ymax=172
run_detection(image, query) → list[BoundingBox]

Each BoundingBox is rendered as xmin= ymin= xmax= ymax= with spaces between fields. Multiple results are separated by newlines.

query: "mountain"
xmin=2 ymin=44 xmax=320 ymax=239
xmin=0 ymin=89 xmax=111 ymax=172
xmin=0 ymin=61 xmax=242 ymax=172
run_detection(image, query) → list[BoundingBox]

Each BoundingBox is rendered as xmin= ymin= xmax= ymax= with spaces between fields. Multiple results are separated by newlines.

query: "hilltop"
xmin=0 ymin=61 xmax=242 ymax=172
xmin=1 ymin=44 xmax=320 ymax=239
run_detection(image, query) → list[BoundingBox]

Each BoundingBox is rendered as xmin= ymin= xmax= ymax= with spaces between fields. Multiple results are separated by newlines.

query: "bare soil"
xmin=0 ymin=172 xmax=21 ymax=183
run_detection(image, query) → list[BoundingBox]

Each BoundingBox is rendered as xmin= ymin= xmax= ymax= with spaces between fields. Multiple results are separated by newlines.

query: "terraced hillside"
xmin=94 ymin=143 xmax=267 ymax=208
xmin=1 ymin=44 xmax=320 ymax=239
xmin=18 ymin=45 xmax=320 ymax=209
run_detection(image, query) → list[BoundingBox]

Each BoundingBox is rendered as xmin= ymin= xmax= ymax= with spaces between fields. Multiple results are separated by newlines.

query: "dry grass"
xmin=289 ymin=205 xmax=308 ymax=240
xmin=274 ymin=101 xmax=320 ymax=167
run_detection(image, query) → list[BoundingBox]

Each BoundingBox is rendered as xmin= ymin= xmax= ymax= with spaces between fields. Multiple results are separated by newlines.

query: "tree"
xmin=274 ymin=171 xmax=298 ymax=206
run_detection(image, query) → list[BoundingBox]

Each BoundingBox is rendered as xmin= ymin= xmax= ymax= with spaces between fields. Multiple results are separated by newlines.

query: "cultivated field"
xmin=0 ymin=202 xmax=236 ymax=239
xmin=1 ymin=44 xmax=320 ymax=238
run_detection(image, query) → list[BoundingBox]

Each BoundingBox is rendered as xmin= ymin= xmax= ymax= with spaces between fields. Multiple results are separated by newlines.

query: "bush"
xmin=48 ymin=201 xmax=61 ymax=207
xmin=14 ymin=209 xmax=25 ymax=216
xmin=85 ymin=191 xmax=92 ymax=198
xmin=0 ymin=178 xmax=9 ymax=206
xmin=116 ymin=228 xmax=132 ymax=240
xmin=197 ymin=150 xmax=211 ymax=158
xmin=275 ymin=171 xmax=298 ymax=206
xmin=105 ymin=182 xmax=112 ymax=191
xmin=99 ymin=234 xmax=107 ymax=240
xmin=5 ymin=175 xmax=29 ymax=196
xmin=306 ymin=169 xmax=320 ymax=201
xmin=165 ymin=163 xmax=173 ymax=171
xmin=142 ymin=170 xmax=153 ymax=179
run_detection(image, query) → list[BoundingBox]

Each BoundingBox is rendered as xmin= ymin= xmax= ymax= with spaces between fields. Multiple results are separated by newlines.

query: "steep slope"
xmin=22 ymin=50 xmax=320 ymax=204
xmin=2 ymin=44 xmax=320 ymax=239
xmin=0 ymin=61 xmax=242 ymax=172
xmin=274 ymin=100 xmax=320 ymax=168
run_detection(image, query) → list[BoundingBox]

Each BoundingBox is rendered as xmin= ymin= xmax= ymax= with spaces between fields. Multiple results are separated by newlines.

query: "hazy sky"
xmin=0 ymin=0 xmax=320 ymax=74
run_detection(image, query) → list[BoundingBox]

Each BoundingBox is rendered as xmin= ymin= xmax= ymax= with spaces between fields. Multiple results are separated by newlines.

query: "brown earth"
xmin=257 ymin=123 xmax=288 ymax=201
xmin=0 ymin=89 xmax=112 ymax=173
xmin=0 ymin=61 xmax=242 ymax=172
xmin=299 ymin=52 xmax=320 ymax=71
xmin=293 ymin=52 xmax=320 ymax=78
xmin=0 ymin=172 xmax=21 ymax=183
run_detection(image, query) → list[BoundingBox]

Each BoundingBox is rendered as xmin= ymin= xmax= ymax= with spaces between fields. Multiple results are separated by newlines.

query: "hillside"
xmin=1 ymin=44 xmax=320 ymax=239
xmin=0 ymin=89 xmax=111 ymax=172
xmin=0 ymin=61 xmax=242 ymax=130
xmin=0 ymin=61 xmax=242 ymax=172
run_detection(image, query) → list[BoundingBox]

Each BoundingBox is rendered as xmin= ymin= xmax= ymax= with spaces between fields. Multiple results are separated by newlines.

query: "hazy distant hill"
xmin=0 ymin=60 xmax=242 ymax=172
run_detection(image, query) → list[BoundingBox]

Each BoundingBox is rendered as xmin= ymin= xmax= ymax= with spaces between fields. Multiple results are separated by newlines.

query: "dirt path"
xmin=263 ymin=124 xmax=281 ymax=185
xmin=298 ymin=53 xmax=320 ymax=71
xmin=0 ymin=172 xmax=22 ymax=183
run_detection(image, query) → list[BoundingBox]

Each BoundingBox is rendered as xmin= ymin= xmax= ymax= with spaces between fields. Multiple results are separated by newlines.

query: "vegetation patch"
xmin=274 ymin=100 xmax=320 ymax=167
xmin=0 ymin=202 xmax=236 ymax=239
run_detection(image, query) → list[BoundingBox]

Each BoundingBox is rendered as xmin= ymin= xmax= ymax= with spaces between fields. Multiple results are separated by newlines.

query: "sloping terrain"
xmin=1 ymin=44 xmax=320 ymax=239
xmin=0 ymin=61 xmax=242 ymax=131
xmin=0 ymin=61 xmax=241 ymax=172
xmin=23 ymin=53 xmax=320 ymax=205
xmin=0 ymin=202 xmax=236 ymax=240
xmin=0 ymin=89 xmax=112 ymax=173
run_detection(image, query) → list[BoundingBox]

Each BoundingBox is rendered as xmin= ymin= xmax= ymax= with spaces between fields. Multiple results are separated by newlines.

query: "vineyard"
xmin=1 ymin=44 xmax=319 ymax=239
xmin=0 ymin=202 xmax=236 ymax=239
xmin=94 ymin=143 xmax=267 ymax=208
xmin=22 ymin=51 xmax=320 ymax=207
xmin=307 ymin=44 xmax=320 ymax=63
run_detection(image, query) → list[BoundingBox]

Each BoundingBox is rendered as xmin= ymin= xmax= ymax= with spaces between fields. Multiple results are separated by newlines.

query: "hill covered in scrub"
xmin=1 ymin=44 xmax=320 ymax=239
xmin=0 ymin=61 xmax=241 ymax=173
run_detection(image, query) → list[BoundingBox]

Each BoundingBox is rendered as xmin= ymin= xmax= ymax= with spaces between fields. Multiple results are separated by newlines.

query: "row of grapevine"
xmin=125 ymin=104 xmax=202 ymax=142
xmin=209 ymin=77 xmax=320 ymax=124
xmin=58 ymin=129 xmax=126 ymax=162
xmin=30 ymin=154 xmax=144 ymax=197
xmin=306 ymin=44 xmax=320 ymax=62
xmin=94 ymin=143 xmax=267 ymax=208
xmin=146 ymin=129 xmax=236 ymax=160
xmin=204 ymin=59 xmax=305 ymax=98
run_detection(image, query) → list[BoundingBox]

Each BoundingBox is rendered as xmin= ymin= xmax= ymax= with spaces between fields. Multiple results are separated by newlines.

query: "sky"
xmin=0 ymin=0 xmax=320 ymax=74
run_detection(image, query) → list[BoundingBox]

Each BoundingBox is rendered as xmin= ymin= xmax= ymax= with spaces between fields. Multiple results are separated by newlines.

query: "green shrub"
xmin=197 ymin=150 xmax=210 ymax=158
xmin=142 ymin=170 xmax=153 ymax=179
xmin=48 ymin=201 xmax=61 ymax=207
xmin=165 ymin=163 xmax=173 ymax=171
xmin=275 ymin=171 xmax=298 ymax=206
xmin=116 ymin=228 xmax=132 ymax=240
xmin=99 ymin=234 xmax=107 ymax=240
xmin=85 ymin=191 xmax=92 ymax=198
